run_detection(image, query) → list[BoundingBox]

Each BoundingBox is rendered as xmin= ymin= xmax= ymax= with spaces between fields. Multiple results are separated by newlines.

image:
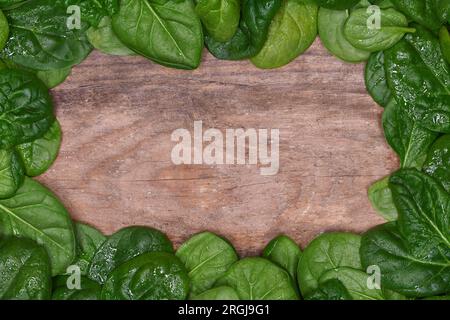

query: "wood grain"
xmin=38 ymin=40 xmax=399 ymax=255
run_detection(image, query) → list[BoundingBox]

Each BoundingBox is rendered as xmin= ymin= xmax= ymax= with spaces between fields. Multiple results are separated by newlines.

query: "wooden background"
xmin=38 ymin=40 xmax=399 ymax=255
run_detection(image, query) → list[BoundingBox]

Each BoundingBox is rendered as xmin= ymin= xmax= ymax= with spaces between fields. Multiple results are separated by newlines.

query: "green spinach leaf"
xmin=297 ymin=232 xmax=362 ymax=297
xmin=205 ymin=0 xmax=283 ymax=60
xmin=88 ymin=226 xmax=173 ymax=284
xmin=368 ymin=176 xmax=398 ymax=221
xmin=305 ymin=279 xmax=353 ymax=300
xmin=15 ymin=120 xmax=62 ymax=177
xmin=0 ymin=237 xmax=51 ymax=300
xmin=36 ymin=69 xmax=71 ymax=89
xmin=424 ymin=134 xmax=450 ymax=192
xmin=0 ymin=178 xmax=76 ymax=275
xmin=176 ymin=231 xmax=238 ymax=296
xmin=365 ymin=51 xmax=391 ymax=107
xmin=52 ymin=275 xmax=102 ymax=300
xmin=251 ymin=0 xmax=318 ymax=69
xmin=101 ymin=252 xmax=190 ymax=300
xmin=216 ymin=257 xmax=299 ymax=300
xmin=191 ymin=286 xmax=240 ymax=300
xmin=390 ymin=0 xmax=447 ymax=31
xmin=195 ymin=0 xmax=240 ymax=43
xmin=112 ymin=0 xmax=203 ymax=70
xmin=0 ymin=149 xmax=24 ymax=199
xmin=72 ymin=222 xmax=106 ymax=275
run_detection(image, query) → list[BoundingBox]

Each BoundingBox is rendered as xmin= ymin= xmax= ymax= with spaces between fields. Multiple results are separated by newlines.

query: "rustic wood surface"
xmin=38 ymin=39 xmax=399 ymax=255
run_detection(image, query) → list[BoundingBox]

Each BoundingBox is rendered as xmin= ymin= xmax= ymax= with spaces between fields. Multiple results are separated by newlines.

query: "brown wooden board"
xmin=38 ymin=40 xmax=399 ymax=256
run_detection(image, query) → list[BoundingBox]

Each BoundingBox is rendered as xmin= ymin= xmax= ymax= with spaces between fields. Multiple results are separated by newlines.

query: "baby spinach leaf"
xmin=382 ymin=99 xmax=438 ymax=169
xmin=0 ymin=149 xmax=24 ymax=199
xmin=216 ymin=257 xmax=299 ymax=300
xmin=389 ymin=169 xmax=450 ymax=256
xmin=297 ymin=232 xmax=362 ymax=297
xmin=191 ymin=286 xmax=240 ymax=300
xmin=72 ymin=223 xmax=106 ymax=275
xmin=0 ymin=9 xmax=8 ymax=51
xmin=360 ymin=222 xmax=450 ymax=297
xmin=112 ymin=0 xmax=204 ymax=70
xmin=344 ymin=8 xmax=415 ymax=53
xmin=318 ymin=267 xmax=385 ymax=300
xmin=0 ymin=178 xmax=76 ymax=276
xmin=205 ymin=0 xmax=283 ymax=60
xmin=311 ymin=0 xmax=360 ymax=9
xmin=195 ymin=0 xmax=240 ymax=43
xmin=318 ymin=7 xmax=370 ymax=63
xmin=176 ymin=231 xmax=238 ymax=296
xmin=35 ymin=69 xmax=71 ymax=89
xmin=440 ymin=26 xmax=450 ymax=65
xmin=262 ymin=235 xmax=302 ymax=285
xmin=365 ymin=51 xmax=391 ymax=107
xmin=385 ymin=25 xmax=450 ymax=133
xmin=101 ymin=252 xmax=190 ymax=300
xmin=251 ymin=0 xmax=318 ymax=69
xmin=305 ymin=279 xmax=353 ymax=300
xmin=0 ymin=237 xmax=51 ymax=300
xmin=88 ymin=226 xmax=173 ymax=284
xmin=87 ymin=16 xmax=135 ymax=56
xmin=390 ymin=0 xmax=446 ymax=31
xmin=0 ymin=69 xmax=54 ymax=149
xmin=424 ymin=135 xmax=450 ymax=193
xmin=52 ymin=275 xmax=102 ymax=300
xmin=368 ymin=176 xmax=398 ymax=221
xmin=2 ymin=0 xmax=92 ymax=71
xmin=15 ymin=120 xmax=62 ymax=177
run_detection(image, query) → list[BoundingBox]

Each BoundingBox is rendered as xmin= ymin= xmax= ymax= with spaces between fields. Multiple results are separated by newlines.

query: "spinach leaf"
xmin=0 ymin=178 xmax=76 ymax=276
xmin=52 ymin=275 xmax=102 ymax=300
xmin=176 ymin=231 xmax=238 ymax=296
xmin=195 ymin=0 xmax=240 ymax=43
xmin=345 ymin=8 xmax=415 ymax=52
xmin=424 ymin=135 xmax=450 ymax=192
xmin=262 ymin=235 xmax=301 ymax=285
xmin=72 ymin=222 xmax=106 ymax=275
xmin=0 ymin=9 xmax=8 ymax=51
xmin=101 ymin=252 xmax=190 ymax=300
xmin=0 ymin=237 xmax=51 ymax=300
xmin=365 ymin=51 xmax=391 ymax=107
xmin=360 ymin=222 xmax=450 ymax=297
xmin=191 ymin=286 xmax=240 ymax=300
xmin=0 ymin=0 xmax=25 ymax=9
xmin=88 ymin=226 xmax=173 ymax=284
xmin=382 ymin=99 xmax=438 ymax=169
xmin=216 ymin=257 xmax=299 ymax=300
xmin=15 ymin=120 xmax=62 ymax=177
xmin=368 ymin=176 xmax=398 ymax=221
xmin=0 ymin=149 xmax=24 ymax=199
xmin=440 ymin=26 xmax=450 ymax=65
xmin=389 ymin=169 xmax=450 ymax=256
xmin=251 ymin=0 xmax=318 ymax=69
xmin=318 ymin=267 xmax=385 ymax=300
xmin=385 ymin=25 xmax=450 ymax=133
xmin=390 ymin=0 xmax=446 ymax=31
xmin=305 ymin=279 xmax=353 ymax=300
xmin=2 ymin=0 xmax=92 ymax=71
xmin=297 ymin=232 xmax=362 ymax=297
xmin=0 ymin=69 xmax=54 ymax=149
xmin=311 ymin=0 xmax=360 ymax=9
xmin=87 ymin=16 xmax=135 ymax=56
xmin=205 ymin=0 xmax=283 ymax=60
xmin=370 ymin=0 xmax=394 ymax=8
xmin=112 ymin=0 xmax=203 ymax=70
xmin=318 ymin=7 xmax=370 ymax=63
xmin=36 ymin=69 xmax=71 ymax=89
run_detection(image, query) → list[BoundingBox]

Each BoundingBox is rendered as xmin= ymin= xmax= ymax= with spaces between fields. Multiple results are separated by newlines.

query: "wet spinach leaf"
xmin=191 ymin=286 xmax=239 ymax=300
xmin=15 ymin=120 xmax=62 ymax=177
xmin=368 ymin=176 xmax=398 ymax=221
xmin=101 ymin=252 xmax=190 ymax=300
xmin=424 ymin=134 xmax=450 ymax=193
xmin=0 ymin=149 xmax=24 ymax=199
xmin=390 ymin=0 xmax=447 ymax=31
xmin=216 ymin=257 xmax=299 ymax=300
xmin=297 ymin=232 xmax=362 ymax=297
xmin=305 ymin=279 xmax=353 ymax=300
xmin=0 ymin=178 xmax=76 ymax=275
xmin=2 ymin=0 xmax=92 ymax=71
xmin=0 ymin=237 xmax=51 ymax=300
xmin=205 ymin=0 xmax=283 ymax=60
xmin=88 ymin=226 xmax=173 ymax=284
xmin=72 ymin=223 xmax=106 ymax=275
xmin=176 ymin=231 xmax=238 ymax=296
xmin=52 ymin=275 xmax=102 ymax=300
xmin=251 ymin=0 xmax=318 ymax=69
xmin=195 ymin=0 xmax=240 ymax=43
xmin=365 ymin=51 xmax=391 ymax=107
xmin=112 ymin=0 xmax=203 ymax=70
